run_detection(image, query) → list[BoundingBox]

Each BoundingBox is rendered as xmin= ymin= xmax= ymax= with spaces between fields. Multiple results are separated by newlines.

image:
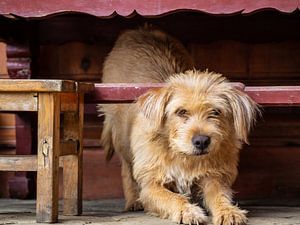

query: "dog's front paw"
xmin=213 ymin=206 xmax=247 ymax=225
xmin=125 ymin=200 xmax=144 ymax=211
xmin=180 ymin=204 xmax=208 ymax=225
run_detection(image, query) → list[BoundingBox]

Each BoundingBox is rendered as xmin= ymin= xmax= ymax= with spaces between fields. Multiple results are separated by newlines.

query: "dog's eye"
xmin=208 ymin=109 xmax=221 ymax=118
xmin=212 ymin=109 xmax=221 ymax=116
xmin=176 ymin=108 xmax=188 ymax=117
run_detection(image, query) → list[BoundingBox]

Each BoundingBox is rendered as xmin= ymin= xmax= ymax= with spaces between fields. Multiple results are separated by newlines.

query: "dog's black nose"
xmin=192 ymin=135 xmax=211 ymax=151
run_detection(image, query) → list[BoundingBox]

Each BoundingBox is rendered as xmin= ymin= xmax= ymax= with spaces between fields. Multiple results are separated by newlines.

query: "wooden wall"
xmin=0 ymin=42 xmax=16 ymax=198
xmin=0 ymin=43 xmax=7 ymax=77
xmin=1 ymin=11 xmax=300 ymax=203
xmin=36 ymin=37 xmax=300 ymax=203
xmin=0 ymin=43 xmax=16 ymax=149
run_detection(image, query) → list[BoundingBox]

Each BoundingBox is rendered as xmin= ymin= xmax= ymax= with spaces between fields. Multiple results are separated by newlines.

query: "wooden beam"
xmin=0 ymin=93 xmax=37 ymax=111
xmin=245 ymin=86 xmax=300 ymax=106
xmin=61 ymin=93 xmax=78 ymax=112
xmin=0 ymin=155 xmax=37 ymax=171
xmin=88 ymin=82 xmax=245 ymax=103
xmin=62 ymin=94 xmax=84 ymax=216
xmin=60 ymin=140 xmax=78 ymax=156
xmin=36 ymin=93 xmax=60 ymax=223
xmin=0 ymin=80 xmax=76 ymax=92
xmin=76 ymin=82 xmax=95 ymax=93
xmin=87 ymin=83 xmax=300 ymax=106
xmin=87 ymin=83 xmax=163 ymax=103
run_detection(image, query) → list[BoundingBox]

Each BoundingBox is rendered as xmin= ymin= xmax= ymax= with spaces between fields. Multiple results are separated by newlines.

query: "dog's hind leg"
xmin=121 ymin=158 xmax=143 ymax=211
xmin=99 ymin=109 xmax=115 ymax=161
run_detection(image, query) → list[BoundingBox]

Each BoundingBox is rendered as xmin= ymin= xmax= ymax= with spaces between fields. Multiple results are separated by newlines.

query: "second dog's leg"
xmin=140 ymin=183 xmax=207 ymax=224
xmin=121 ymin=158 xmax=143 ymax=211
xmin=203 ymin=178 xmax=247 ymax=225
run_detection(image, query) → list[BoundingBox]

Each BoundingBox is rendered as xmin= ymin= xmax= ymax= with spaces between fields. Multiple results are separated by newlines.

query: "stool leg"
xmin=62 ymin=94 xmax=83 ymax=215
xmin=36 ymin=93 xmax=60 ymax=223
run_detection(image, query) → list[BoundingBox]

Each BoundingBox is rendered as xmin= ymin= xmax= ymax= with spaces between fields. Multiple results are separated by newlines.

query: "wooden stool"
xmin=0 ymin=80 xmax=94 ymax=223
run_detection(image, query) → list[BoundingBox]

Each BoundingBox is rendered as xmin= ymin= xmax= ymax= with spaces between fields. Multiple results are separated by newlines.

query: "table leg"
xmin=36 ymin=93 xmax=60 ymax=223
xmin=62 ymin=93 xmax=83 ymax=215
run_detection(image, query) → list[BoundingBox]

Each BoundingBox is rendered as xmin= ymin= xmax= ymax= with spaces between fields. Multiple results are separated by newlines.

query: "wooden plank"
xmin=249 ymin=41 xmax=300 ymax=79
xmin=0 ymin=42 xmax=7 ymax=76
xmin=235 ymin=146 xmax=300 ymax=202
xmin=245 ymin=86 xmax=300 ymax=106
xmin=58 ymin=42 xmax=102 ymax=76
xmin=60 ymin=140 xmax=78 ymax=156
xmin=89 ymin=82 xmax=245 ymax=103
xmin=0 ymin=155 xmax=37 ymax=171
xmin=89 ymin=83 xmax=163 ymax=103
xmin=0 ymin=113 xmax=16 ymax=147
xmin=0 ymin=0 xmax=297 ymax=18
xmin=0 ymin=93 xmax=37 ymax=111
xmin=39 ymin=42 xmax=109 ymax=83
xmin=190 ymin=41 xmax=249 ymax=80
xmin=0 ymin=80 xmax=76 ymax=92
xmin=36 ymin=93 xmax=60 ymax=223
xmin=61 ymin=93 xmax=78 ymax=112
xmin=76 ymin=82 xmax=94 ymax=93
xmin=87 ymin=83 xmax=300 ymax=106
xmin=62 ymin=94 xmax=83 ymax=215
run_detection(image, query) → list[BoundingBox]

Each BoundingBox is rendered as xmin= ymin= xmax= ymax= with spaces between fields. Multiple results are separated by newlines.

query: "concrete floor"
xmin=0 ymin=199 xmax=299 ymax=225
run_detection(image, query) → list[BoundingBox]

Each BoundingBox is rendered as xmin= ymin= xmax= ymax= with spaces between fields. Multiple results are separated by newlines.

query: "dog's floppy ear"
xmin=223 ymin=88 xmax=259 ymax=144
xmin=137 ymin=87 xmax=172 ymax=129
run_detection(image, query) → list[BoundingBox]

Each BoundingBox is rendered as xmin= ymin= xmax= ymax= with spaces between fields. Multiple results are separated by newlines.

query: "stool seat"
xmin=0 ymin=79 xmax=94 ymax=223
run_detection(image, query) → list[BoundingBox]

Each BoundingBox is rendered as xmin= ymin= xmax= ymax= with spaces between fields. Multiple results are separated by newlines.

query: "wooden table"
xmin=0 ymin=80 xmax=94 ymax=223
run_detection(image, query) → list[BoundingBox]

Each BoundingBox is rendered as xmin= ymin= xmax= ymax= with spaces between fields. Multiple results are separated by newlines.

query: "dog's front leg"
xmin=140 ymin=182 xmax=208 ymax=224
xmin=202 ymin=178 xmax=247 ymax=225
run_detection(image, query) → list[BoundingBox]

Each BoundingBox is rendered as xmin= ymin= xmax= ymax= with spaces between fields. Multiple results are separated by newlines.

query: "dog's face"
xmin=137 ymin=71 xmax=258 ymax=156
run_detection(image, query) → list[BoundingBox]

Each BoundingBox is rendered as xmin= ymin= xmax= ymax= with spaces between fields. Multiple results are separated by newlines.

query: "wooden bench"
xmin=0 ymin=80 xmax=299 ymax=224
xmin=0 ymin=80 xmax=94 ymax=223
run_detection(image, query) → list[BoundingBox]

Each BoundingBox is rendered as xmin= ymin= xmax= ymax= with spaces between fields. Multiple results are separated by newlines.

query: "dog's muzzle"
xmin=192 ymin=135 xmax=211 ymax=155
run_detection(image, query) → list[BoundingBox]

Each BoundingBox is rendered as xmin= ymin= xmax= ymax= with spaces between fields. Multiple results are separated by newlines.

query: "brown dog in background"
xmin=99 ymin=28 xmax=258 ymax=225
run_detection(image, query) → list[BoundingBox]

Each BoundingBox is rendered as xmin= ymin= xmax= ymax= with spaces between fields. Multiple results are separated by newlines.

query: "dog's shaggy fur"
xmin=100 ymin=28 xmax=258 ymax=225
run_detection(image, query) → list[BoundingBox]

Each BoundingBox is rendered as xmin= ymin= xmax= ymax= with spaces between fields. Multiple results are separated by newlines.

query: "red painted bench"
xmin=85 ymin=83 xmax=300 ymax=109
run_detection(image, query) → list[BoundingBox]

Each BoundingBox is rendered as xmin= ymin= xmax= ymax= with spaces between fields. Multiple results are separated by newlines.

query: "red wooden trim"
xmin=87 ymin=82 xmax=244 ymax=103
xmin=0 ymin=0 xmax=298 ymax=18
xmin=245 ymin=86 xmax=300 ymax=106
xmin=87 ymin=83 xmax=163 ymax=103
xmin=87 ymin=83 xmax=300 ymax=106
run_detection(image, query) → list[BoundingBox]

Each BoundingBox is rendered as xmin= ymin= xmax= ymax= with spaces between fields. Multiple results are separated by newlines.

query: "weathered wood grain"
xmin=60 ymin=140 xmax=78 ymax=156
xmin=0 ymin=93 xmax=37 ymax=111
xmin=61 ymin=93 xmax=78 ymax=112
xmin=0 ymin=155 xmax=37 ymax=171
xmin=62 ymin=94 xmax=84 ymax=215
xmin=36 ymin=93 xmax=60 ymax=223
xmin=88 ymin=82 xmax=244 ymax=103
xmin=76 ymin=82 xmax=94 ymax=93
xmin=245 ymin=86 xmax=300 ymax=106
xmin=87 ymin=83 xmax=300 ymax=106
xmin=0 ymin=80 xmax=76 ymax=92
xmin=0 ymin=42 xmax=7 ymax=78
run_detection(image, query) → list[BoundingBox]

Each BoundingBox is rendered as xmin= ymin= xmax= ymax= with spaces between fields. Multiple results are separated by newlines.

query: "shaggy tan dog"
xmin=100 ymin=28 xmax=258 ymax=225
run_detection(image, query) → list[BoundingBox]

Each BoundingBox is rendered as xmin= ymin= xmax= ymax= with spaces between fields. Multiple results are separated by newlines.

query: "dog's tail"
xmin=98 ymin=105 xmax=115 ymax=161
